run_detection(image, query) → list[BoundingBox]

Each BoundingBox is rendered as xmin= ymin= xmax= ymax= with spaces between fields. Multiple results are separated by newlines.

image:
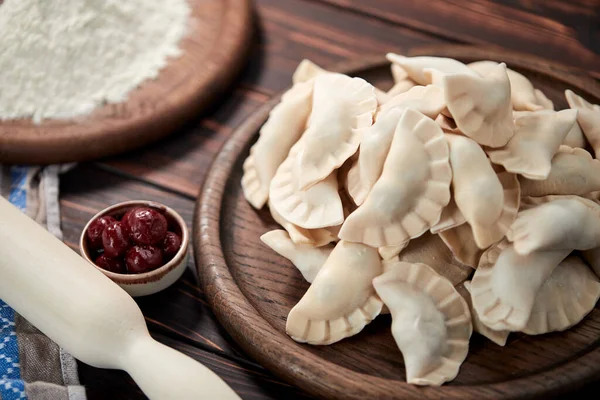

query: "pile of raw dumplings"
xmin=241 ymin=53 xmax=600 ymax=386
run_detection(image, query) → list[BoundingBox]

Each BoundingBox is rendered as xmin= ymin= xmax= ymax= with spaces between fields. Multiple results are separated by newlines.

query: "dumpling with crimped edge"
xmin=471 ymin=240 xmax=570 ymax=332
xmin=519 ymin=146 xmax=600 ymax=197
xmin=346 ymin=108 xmax=404 ymax=206
xmin=395 ymin=232 xmax=473 ymax=286
xmin=444 ymin=63 xmax=515 ymax=148
xmin=268 ymin=200 xmax=336 ymax=247
xmin=297 ymin=73 xmax=377 ymax=190
xmin=241 ymin=80 xmax=313 ymax=209
xmin=379 ymin=242 xmax=409 ymax=261
xmin=457 ymin=281 xmax=509 ymax=346
xmin=270 ymin=150 xmax=344 ymax=230
xmin=430 ymin=196 xmax=466 ymax=234
xmin=565 ymin=89 xmax=600 ymax=159
xmin=507 ymin=195 xmax=600 ymax=256
xmin=468 ymin=61 xmax=545 ymax=112
xmin=339 ymin=108 xmax=451 ymax=248
xmin=373 ymin=261 xmax=472 ymax=386
xmin=286 ymin=241 xmax=383 ymax=345
xmin=460 ymin=283 xmax=509 ymax=345
xmin=563 ymin=119 xmax=587 ymax=149
xmin=487 ymin=109 xmax=577 ymax=180
xmin=438 ymin=223 xmax=485 ymax=268
xmin=386 ymin=53 xmax=476 ymax=85
xmin=523 ymin=256 xmax=600 ymax=335
xmin=446 ymin=134 xmax=520 ymax=249
xmin=260 ymin=230 xmax=333 ymax=283
xmin=292 ymin=59 xmax=326 ymax=84
xmin=377 ymin=84 xmax=446 ymax=120
xmin=292 ymin=59 xmax=392 ymax=105
xmin=435 ymin=114 xmax=462 ymax=135
xmin=388 ymin=63 xmax=418 ymax=96
xmin=534 ymin=89 xmax=554 ymax=110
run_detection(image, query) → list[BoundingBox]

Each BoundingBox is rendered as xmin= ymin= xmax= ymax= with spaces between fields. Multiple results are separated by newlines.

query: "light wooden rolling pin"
xmin=0 ymin=196 xmax=240 ymax=400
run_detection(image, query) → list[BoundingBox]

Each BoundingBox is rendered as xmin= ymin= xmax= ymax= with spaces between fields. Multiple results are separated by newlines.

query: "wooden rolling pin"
xmin=0 ymin=196 xmax=240 ymax=400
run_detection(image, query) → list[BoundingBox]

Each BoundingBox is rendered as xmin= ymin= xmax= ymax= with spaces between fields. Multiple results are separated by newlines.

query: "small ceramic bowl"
xmin=79 ymin=200 xmax=189 ymax=297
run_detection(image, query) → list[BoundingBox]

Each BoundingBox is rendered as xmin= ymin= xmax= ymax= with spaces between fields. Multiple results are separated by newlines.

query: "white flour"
xmin=0 ymin=0 xmax=190 ymax=123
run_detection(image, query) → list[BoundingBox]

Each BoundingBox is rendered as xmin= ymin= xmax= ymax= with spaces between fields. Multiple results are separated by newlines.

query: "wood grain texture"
xmin=317 ymin=0 xmax=600 ymax=78
xmin=196 ymin=47 xmax=600 ymax=399
xmin=0 ymin=0 xmax=253 ymax=165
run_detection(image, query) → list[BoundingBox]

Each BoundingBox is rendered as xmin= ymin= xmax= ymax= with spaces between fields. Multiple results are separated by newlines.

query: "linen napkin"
xmin=0 ymin=165 xmax=86 ymax=400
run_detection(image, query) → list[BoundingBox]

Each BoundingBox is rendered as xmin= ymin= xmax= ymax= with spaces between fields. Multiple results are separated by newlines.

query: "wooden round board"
xmin=0 ymin=0 xmax=252 ymax=165
xmin=195 ymin=46 xmax=600 ymax=399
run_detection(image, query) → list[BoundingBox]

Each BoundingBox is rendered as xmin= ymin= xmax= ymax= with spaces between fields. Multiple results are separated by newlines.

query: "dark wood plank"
xmin=79 ymin=333 xmax=313 ymax=400
xmin=195 ymin=50 xmax=600 ymax=399
xmin=95 ymin=0 xmax=444 ymax=195
xmin=59 ymin=164 xmax=243 ymax=357
xmin=316 ymin=0 xmax=600 ymax=77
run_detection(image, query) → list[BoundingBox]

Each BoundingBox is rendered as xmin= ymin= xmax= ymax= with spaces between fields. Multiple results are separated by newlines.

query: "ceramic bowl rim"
xmin=79 ymin=200 xmax=189 ymax=285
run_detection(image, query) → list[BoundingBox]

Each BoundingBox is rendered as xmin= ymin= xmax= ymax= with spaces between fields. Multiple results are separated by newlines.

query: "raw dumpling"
xmin=534 ymin=89 xmax=554 ymax=110
xmin=396 ymin=233 xmax=472 ymax=286
xmin=444 ymin=63 xmax=515 ymax=147
xmin=292 ymin=59 xmax=326 ymax=84
xmin=391 ymin=62 xmax=408 ymax=83
xmin=270 ymin=151 xmax=344 ymax=229
xmin=435 ymin=114 xmax=462 ymax=135
xmin=261 ymin=230 xmax=333 ymax=283
xmin=430 ymin=196 xmax=466 ymax=234
xmin=487 ymin=109 xmax=577 ymax=180
xmin=519 ymin=146 xmax=600 ymax=197
xmin=446 ymin=134 xmax=520 ymax=248
xmin=563 ymin=120 xmax=587 ymax=148
xmin=389 ymin=62 xmax=417 ymax=96
xmin=387 ymin=81 xmax=417 ymax=98
xmin=468 ymin=61 xmax=544 ymax=111
xmin=242 ymin=81 xmax=313 ymax=209
xmin=507 ymin=195 xmax=600 ymax=255
xmin=339 ymin=108 xmax=451 ymax=247
xmin=373 ymin=261 xmax=471 ymax=386
xmin=438 ymin=223 xmax=485 ymax=268
xmin=386 ymin=53 xmax=476 ymax=85
xmin=379 ymin=243 xmax=409 ymax=261
xmin=378 ymin=85 xmax=446 ymax=120
xmin=565 ymin=89 xmax=600 ymax=158
xmin=269 ymin=200 xmax=336 ymax=246
xmin=523 ymin=256 xmax=600 ymax=335
xmin=471 ymin=241 xmax=569 ymax=331
xmin=346 ymin=108 xmax=404 ymax=206
xmin=286 ymin=241 xmax=383 ymax=345
xmin=297 ymin=74 xmax=377 ymax=190
xmin=457 ymin=281 xmax=509 ymax=346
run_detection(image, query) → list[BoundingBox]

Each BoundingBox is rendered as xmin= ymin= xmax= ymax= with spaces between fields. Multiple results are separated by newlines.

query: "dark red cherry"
xmin=123 ymin=207 xmax=167 ymax=245
xmin=125 ymin=245 xmax=163 ymax=274
xmin=102 ymin=221 xmax=130 ymax=258
xmin=162 ymin=231 xmax=182 ymax=259
xmin=95 ymin=254 xmax=126 ymax=274
xmin=86 ymin=216 xmax=116 ymax=249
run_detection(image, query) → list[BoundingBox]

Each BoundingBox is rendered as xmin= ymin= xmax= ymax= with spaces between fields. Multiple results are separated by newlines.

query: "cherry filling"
xmin=86 ymin=206 xmax=182 ymax=274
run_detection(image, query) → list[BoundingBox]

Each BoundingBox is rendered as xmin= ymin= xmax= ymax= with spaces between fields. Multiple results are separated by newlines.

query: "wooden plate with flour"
xmin=0 ymin=0 xmax=252 ymax=164
xmin=195 ymin=45 xmax=600 ymax=399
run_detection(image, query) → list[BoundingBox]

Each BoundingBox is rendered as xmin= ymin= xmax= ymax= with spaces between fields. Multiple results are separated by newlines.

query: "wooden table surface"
xmin=56 ymin=0 xmax=600 ymax=398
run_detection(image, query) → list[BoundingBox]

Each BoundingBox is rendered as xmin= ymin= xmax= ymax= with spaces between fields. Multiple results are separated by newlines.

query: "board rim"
xmin=195 ymin=45 xmax=600 ymax=399
xmin=0 ymin=0 xmax=253 ymax=165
